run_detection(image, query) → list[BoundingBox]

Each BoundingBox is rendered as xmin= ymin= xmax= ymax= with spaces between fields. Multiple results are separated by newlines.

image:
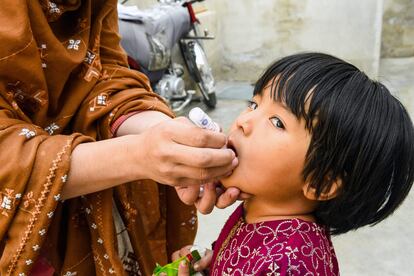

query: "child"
xmin=174 ymin=52 xmax=414 ymax=275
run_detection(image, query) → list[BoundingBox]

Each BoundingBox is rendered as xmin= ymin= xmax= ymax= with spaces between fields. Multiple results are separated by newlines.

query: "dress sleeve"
xmin=0 ymin=95 xmax=92 ymax=274
xmin=70 ymin=0 xmax=174 ymax=140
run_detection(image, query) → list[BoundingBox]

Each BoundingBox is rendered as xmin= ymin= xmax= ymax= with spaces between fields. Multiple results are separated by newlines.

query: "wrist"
xmin=116 ymin=110 xmax=172 ymax=137
xmin=122 ymin=134 xmax=149 ymax=181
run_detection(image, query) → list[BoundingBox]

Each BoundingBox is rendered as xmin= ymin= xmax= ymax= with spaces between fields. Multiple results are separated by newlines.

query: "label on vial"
xmin=189 ymin=107 xmax=220 ymax=132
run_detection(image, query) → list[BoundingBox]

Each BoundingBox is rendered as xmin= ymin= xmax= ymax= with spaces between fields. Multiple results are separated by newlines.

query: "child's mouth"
xmin=227 ymin=139 xmax=238 ymax=157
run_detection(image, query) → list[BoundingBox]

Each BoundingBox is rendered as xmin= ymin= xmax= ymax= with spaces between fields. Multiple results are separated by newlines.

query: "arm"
xmin=63 ymin=115 xmax=237 ymax=199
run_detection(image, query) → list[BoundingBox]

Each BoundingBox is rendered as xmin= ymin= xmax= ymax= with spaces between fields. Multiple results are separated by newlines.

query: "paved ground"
xmin=179 ymin=58 xmax=414 ymax=275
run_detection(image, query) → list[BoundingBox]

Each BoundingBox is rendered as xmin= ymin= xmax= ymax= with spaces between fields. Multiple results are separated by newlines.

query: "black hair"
xmin=254 ymin=52 xmax=414 ymax=235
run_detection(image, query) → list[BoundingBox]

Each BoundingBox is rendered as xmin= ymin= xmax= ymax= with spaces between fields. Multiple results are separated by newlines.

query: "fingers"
xmin=171 ymin=143 xmax=236 ymax=169
xmin=176 ymin=186 xmax=200 ymax=205
xmin=215 ymin=187 xmax=240 ymax=209
xmin=172 ymin=245 xmax=192 ymax=261
xmin=195 ymin=183 xmax=217 ymax=214
xmin=193 ymin=249 xmax=213 ymax=271
xmin=172 ymin=117 xmax=227 ymax=149
xmin=178 ymin=261 xmax=190 ymax=276
xmin=172 ymin=159 xmax=238 ymax=184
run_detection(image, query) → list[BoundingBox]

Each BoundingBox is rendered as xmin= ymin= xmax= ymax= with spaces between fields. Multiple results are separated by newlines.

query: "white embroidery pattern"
xmin=84 ymin=50 xmax=96 ymax=65
xmin=68 ymin=39 xmax=81 ymax=51
xmin=213 ymin=219 xmax=337 ymax=276
xmin=63 ymin=272 xmax=78 ymax=276
xmin=44 ymin=123 xmax=59 ymax=135
xmin=19 ymin=128 xmax=36 ymax=139
xmin=49 ymin=2 xmax=61 ymax=14
xmin=40 ymin=44 xmax=48 ymax=68
xmin=1 ymin=196 xmax=12 ymax=210
xmin=96 ymin=95 xmax=107 ymax=106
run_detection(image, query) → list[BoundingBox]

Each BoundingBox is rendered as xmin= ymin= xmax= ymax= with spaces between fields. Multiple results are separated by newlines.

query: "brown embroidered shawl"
xmin=0 ymin=0 xmax=196 ymax=275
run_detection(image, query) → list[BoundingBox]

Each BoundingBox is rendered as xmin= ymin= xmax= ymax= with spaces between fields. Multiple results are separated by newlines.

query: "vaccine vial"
xmin=189 ymin=107 xmax=220 ymax=132
xmin=189 ymin=107 xmax=221 ymax=199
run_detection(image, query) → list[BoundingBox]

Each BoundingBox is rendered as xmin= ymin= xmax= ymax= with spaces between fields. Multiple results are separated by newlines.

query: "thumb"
xmin=178 ymin=260 xmax=190 ymax=276
xmin=216 ymin=187 xmax=240 ymax=209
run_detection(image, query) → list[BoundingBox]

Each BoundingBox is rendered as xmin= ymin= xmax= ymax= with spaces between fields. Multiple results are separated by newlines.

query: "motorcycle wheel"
xmin=180 ymin=40 xmax=217 ymax=108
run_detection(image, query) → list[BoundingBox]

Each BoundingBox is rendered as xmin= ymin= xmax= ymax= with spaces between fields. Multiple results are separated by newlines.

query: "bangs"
xmin=253 ymin=53 xmax=359 ymax=130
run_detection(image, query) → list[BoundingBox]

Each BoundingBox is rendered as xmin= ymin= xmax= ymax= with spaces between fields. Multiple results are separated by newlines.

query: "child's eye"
xmin=269 ymin=117 xmax=285 ymax=129
xmin=247 ymin=100 xmax=258 ymax=110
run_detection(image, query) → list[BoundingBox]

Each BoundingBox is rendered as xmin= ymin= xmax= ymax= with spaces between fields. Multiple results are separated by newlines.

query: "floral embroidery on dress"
xmin=44 ymin=122 xmax=59 ymax=135
xmin=22 ymin=191 xmax=36 ymax=210
xmin=89 ymin=93 xmax=110 ymax=112
xmin=19 ymin=128 xmax=36 ymax=139
xmin=212 ymin=205 xmax=338 ymax=276
xmin=1 ymin=196 xmax=12 ymax=212
xmin=67 ymin=39 xmax=81 ymax=51
xmin=0 ymin=188 xmax=20 ymax=216
xmin=84 ymin=50 xmax=96 ymax=65
xmin=48 ymin=1 xmax=61 ymax=14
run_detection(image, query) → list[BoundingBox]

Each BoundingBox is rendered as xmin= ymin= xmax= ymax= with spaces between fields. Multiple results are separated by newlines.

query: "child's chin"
xmin=220 ymin=174 xmax=238 ymax=189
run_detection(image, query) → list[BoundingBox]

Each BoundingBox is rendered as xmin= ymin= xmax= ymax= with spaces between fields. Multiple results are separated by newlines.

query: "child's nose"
xmin=235 ymin=112 xmax=254 ymax=135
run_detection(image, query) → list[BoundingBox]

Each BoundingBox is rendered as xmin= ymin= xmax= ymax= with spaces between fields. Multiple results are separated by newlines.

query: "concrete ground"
xmin=180 ymin=58 xmax=414 ymax=275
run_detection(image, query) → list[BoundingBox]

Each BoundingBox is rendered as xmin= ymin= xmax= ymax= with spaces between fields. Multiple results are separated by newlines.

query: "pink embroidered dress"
xmin=210 ymin=204 xmax=339 ymax=275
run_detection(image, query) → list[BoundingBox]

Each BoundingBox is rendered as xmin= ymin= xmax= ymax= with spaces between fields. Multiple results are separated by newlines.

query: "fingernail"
xmin=193 ymin=263 xmax=200 ymax=270
xmin=230 ymin=188 xmax=239 ymax=197
xmin=180 ymin=260 xmax=187 ymax=268
xmin=229 ymin=149 xmax=236 ymax=158
xmin=231 ymin=157 xmax=239 ymax=166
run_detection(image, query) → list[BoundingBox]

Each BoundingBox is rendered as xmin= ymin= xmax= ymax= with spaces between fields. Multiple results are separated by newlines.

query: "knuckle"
xmin=193 ymin=133 xmax=209 ymax=147
xmin=198 ymin=208 xmax=209 ymax=215
xmin=159 ymin=164 xmax=169 ymax=175
xmin=196 ymin=153 xmax=212 ymax=167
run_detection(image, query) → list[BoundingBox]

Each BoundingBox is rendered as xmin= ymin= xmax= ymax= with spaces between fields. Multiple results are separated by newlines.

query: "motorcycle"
xmin=118 ymin=0 xmax=217 ymax=112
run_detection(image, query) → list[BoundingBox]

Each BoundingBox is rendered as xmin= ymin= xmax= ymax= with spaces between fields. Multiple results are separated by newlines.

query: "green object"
xmin=153 ymin=250 xmax=201 ymax=276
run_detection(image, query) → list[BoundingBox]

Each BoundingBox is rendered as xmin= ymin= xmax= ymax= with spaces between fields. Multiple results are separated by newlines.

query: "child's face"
xmin=221 ymin=86 xmax=312 ymax=203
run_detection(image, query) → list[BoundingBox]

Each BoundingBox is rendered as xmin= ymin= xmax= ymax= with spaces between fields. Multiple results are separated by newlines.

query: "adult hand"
xmin=136 ymin=117 xmax=238 ymax=187
xmin=176 ymin=183 xmax=251 ymax=214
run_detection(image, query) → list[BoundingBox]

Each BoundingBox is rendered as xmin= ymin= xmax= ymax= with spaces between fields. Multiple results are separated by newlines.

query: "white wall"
xmin=212 ymin=0 xmax=384 ymax=81
xmin=120 ymin=0 xmax=385 ymax=81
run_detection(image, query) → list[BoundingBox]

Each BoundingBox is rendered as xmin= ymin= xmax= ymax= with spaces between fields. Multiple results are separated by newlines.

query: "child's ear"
xmin=302 ymin=178 xmax=342 ymax=201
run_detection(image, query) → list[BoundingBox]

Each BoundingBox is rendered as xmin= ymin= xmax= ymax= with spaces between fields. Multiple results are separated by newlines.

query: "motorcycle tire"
xmin=180 ymin=39 xmax=217 ymax=108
